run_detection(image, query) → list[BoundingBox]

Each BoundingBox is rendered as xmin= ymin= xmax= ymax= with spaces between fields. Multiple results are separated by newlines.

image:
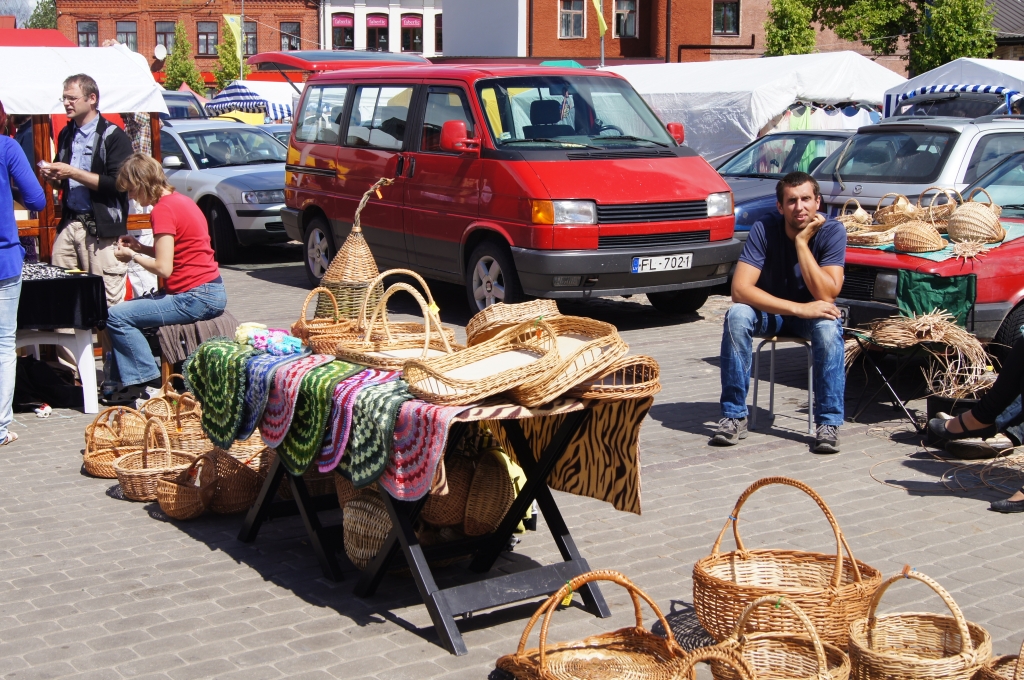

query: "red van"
xmin=281 ymin=65 xmax=742 ymax=314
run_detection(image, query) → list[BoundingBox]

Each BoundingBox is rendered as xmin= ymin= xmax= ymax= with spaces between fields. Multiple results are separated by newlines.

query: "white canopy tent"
xmin=603 ymin=52 xmax=905 ymax=162
xmin=0 ymin=43 xmax=167 ymax=115
xmin=883 ymin=58 xmax=1024 ymax=117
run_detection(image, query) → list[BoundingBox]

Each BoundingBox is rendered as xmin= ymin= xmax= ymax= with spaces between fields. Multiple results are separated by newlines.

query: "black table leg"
xmin=238 ymin=454 xmax=286 ymax=543
xmin=290 ymin=473 xmax=344 ymax=582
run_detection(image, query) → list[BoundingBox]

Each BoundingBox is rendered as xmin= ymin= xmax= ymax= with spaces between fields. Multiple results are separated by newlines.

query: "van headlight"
xmin=242 ymin=190 xmax=286 ymax=204
xmin=707 ymin=192 xmax=733 ymax=217
xmin=531 ymin=200 xmax=597 ymax=224
xmin=874 ymin=271 xmax=897 ymax=300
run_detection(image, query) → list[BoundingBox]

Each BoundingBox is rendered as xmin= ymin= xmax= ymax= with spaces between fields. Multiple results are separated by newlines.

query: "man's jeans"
xmin=106 ymin=282 xmax=227 ymax=386
xmin=720 ymin=303 xmax=845 ymax=426
xmin=0 ymin=275 xmax=21 ymax=441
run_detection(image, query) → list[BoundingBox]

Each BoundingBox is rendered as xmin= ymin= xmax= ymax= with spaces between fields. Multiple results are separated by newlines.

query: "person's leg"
xmin=0 ymin=275 xmax=21 ymax=444
xmin=782 ymin=316 xmax=845 ymax=426
xmin=86 ymin=235 xmax=127 ymax=307
xmin=719 ymin=303 xmax=779 ymax=419
xmin=938 ymin=337 xmax=1024 ymax=437
xmin=50 ymin=222 xmax=84 ymax=270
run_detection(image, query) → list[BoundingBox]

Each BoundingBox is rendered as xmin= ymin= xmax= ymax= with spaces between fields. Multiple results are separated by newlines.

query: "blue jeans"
xmin=0 ymin=275 xmax=20 ymax=440
xmin=720 ymin=303 xmax=845 ymax=426
xmin=106 ymin=281 xmax=227 ymax=386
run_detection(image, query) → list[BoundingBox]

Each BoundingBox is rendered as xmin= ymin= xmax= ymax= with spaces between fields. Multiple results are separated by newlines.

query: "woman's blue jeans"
xmin=0 ymin=275 xmax=20 ymax=441
xmin=105 ymin=282 xmax=227 ymax=386
xmin=720 ymin=303 xmax=845 ymax=426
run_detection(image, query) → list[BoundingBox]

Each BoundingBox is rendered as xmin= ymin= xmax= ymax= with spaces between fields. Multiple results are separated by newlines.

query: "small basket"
xmin=165 ymin=396 xmax=214 ymax=455
xmin=837 ymin=198 xmax=873 ymax=231
xmin=343 ymin=494 xmax=392 ymax=570
xmin=875 ymin=193 xmax=917 ymax=227
xmin=567 ymin=355 xmax=661 ymax=401
xmin=976 ymin=639 xmax=1023 ymax=680
xmin=711 ymin=596 xmax=851 ymax=680
xmin=496 ymin=570 xmax=690 ymax=680
xmin=848 ymin=568 xmax=992 ymax=680
xmin=113 ymin=419 xmax=196 ymax=502
xmin=463 ymin=450 xmax=516 ymax=536
xmin=156 ymin=454 xmax=217 ymax=520
xmin=916 ymin=187 xmax=961 ymax=233
xmin=948 ymin=188 xmax=1006 ymax=244
xmin=847 ymin=227 xmax=897 ymax=247
xmin=893 ymin=220 xmax=947 ymax=254
xmin=421 ymin=454 xmax=474 ymax=527
xmin=292 ymin=287 xmax=353 ymax=342
xmin=208 ymin=447 xmax=265 ymax=514
xmin=83 ymin=406 xmax=147 ymax=478
xmin=466 ymin=300 xmax=562 ymax=346
xmin=139 ymin=375 xmax=201 ymax=422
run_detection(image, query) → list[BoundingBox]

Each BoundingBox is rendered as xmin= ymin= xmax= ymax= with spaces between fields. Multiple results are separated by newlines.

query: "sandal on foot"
xmin=927 ymin=413 xmax=996 ymax=442
xmin=0 ymin=432 xmax=18 ymax=446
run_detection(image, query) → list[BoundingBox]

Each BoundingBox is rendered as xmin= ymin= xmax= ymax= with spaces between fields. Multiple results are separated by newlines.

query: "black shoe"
xmin=990 ymin=498 xmax=1024 ymax=513
xmin=927 ymin=413 xmax=996 ymax=442
xmin=710 ymin=417 xmax=747 ymax=446
xmin=812 ymin=424 xmax=841 ymax=454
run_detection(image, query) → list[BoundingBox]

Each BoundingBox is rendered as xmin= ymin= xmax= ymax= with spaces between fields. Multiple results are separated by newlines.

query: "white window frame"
xmin=558 ymin=0 xmax=586 ymax=40
xmin=613 ymin=0 xmax=637 ymax=39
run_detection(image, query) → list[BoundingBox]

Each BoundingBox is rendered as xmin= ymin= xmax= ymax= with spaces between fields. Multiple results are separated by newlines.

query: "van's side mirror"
xmin=440 ymin=120 xmax=481 ymax=154
xmin=666 ymin=122 xmax=685 ymax=144
xmin=162 ymin=156 xmax=183 ymax=170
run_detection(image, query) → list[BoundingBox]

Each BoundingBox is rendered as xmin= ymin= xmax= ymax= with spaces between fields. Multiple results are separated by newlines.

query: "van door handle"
xmin=395 ymin=155 xmax=405 ymax=178
xmin=407 ymin=157 xmax=416 ymax=178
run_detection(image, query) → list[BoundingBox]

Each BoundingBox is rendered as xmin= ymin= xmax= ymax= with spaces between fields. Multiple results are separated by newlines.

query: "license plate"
xmin=838 ymin=305 xmax=850 ymax=326
xmin=631 ymin=253 xmax=692 ymax=273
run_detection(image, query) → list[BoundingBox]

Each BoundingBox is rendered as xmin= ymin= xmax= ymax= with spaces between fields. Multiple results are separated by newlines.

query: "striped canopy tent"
xmin=206 ymin=82 xmax=293 ymax=120
xmin=883 ymin=58 xmax=1024 ymax=117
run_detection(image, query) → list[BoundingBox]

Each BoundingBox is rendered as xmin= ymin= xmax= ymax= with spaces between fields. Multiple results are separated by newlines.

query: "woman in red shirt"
xmin=103 ymin=153 xmax=227 ymax=401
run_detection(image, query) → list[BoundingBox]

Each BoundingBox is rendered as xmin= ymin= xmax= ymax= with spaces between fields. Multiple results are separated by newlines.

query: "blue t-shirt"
xmin=738 ymin=212 xmax=846 ymax=304
xmin=1 ymin=135 xmax=46 ymax=281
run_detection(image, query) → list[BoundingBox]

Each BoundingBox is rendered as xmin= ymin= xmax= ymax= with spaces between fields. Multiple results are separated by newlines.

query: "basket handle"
xmin=968 ymin=186 xmax=994 ymax=206
xmin=709 ymin=476 xmax=862 ymax=588
xmin=352 ymin=177 xmax=394 ymax=233
xmin=917 ymin=186 xmax=951 ymax=210
xmin=172 ymin=392 xmax=198 ymax=432
xmin=364 ymin=282 xmax=453 ymax=357
xmin=143 ymin=418 xmax=172 ymax=468
xmin=300 ymin=286 xmax=339 ymax=326
xmin=730 ymin=596 xmax=829 ymax=675
xmin=160 ymin=373 xmax=187 ymax=399
xmin=840 ymin=198 xmax=861 ymax=216
xmin=876 ymin=192 xmax=907 ymax=211
xmin=865 ymin=567 xmax=974 ymax=656
xmin=357 ymin=268 xmax=444 ymax=331
xmin=679 ymin=647 xmax=757 ymax=680
xmin=88 ymin=405 xmax=133 ymax=432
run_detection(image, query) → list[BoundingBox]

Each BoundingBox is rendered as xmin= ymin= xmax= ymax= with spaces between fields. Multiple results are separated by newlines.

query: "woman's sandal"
xmin=927 ymin=413 xmax=997 ymax=442
xmin=0 ymin=432 xmax=18 ymax=446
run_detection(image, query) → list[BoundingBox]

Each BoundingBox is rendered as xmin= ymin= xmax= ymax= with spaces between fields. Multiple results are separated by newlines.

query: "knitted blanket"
xmin=237 ymin=349 xmax=310 ymax=441
xmin=275 ymin=360 xmax=363 ymax=475
xmin=378 ymin=400 xmax=470 ymax=501
xmin=316 ymin=368 xmax=400 ymax=473
xmin=260 ymin=354 xmax=334 ymax=448
xmin=338 ymin=380 xmax=414 ymax=488
xmin=183 ymin=338 xmax=261 ymax=448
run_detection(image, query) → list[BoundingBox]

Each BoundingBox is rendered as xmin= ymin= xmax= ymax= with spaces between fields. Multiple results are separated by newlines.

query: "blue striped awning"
xmin=206 ymin=82 xmax=293 ymax=120
xmin=884 ymin=84 xmax=1020 ymax=117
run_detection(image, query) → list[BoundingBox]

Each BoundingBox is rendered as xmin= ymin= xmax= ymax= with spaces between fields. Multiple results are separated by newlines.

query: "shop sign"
xmin=401 ymin=15 xmax=422 ymax=28
xmin=332 ymin=14 xmax=353 ymax=27
xmin=366 ymin=15 xmax=388 ymax=27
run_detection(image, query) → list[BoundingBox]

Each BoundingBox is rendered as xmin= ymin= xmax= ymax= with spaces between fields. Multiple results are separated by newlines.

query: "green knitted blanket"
xmin=276 ymin=360 xmax=362 ymax=475
xmin=338 ymin=379 xmax=414 ymax=488
xmin=184 ymin=338 xmax=261 ymax=449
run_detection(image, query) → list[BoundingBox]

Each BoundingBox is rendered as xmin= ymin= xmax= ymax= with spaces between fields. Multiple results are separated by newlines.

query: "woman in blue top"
xmin=0 ymin=100 xmax=46 ymax=447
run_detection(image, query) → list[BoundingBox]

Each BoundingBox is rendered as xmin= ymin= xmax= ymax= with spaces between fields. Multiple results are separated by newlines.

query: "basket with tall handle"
xmin=948 ymin=188 xmax=1005 ymax=244
xmin=113 ymin=419 xmax=196 ymax=502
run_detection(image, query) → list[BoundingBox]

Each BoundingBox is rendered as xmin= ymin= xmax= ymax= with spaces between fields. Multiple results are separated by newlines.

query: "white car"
xmin=158 ymin=120 xmax=288 ymax=263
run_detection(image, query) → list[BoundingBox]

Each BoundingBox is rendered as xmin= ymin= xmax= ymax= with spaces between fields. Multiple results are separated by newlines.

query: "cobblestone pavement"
xmin=4 ymin=249 xmax=1024 ymax=679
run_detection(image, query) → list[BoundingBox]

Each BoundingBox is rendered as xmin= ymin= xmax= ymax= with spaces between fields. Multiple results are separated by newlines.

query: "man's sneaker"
xmin=711 ymin=417 xmax=747 ymax=446
xmin=813 ymin=424 xmax=841 ymax=454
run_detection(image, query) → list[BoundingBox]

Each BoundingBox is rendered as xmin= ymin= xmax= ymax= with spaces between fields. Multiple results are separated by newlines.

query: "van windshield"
xmin=813 ymin=129 xmax=958 ymax=184
xmin=475 ymin=75 xmax=674 ymax=150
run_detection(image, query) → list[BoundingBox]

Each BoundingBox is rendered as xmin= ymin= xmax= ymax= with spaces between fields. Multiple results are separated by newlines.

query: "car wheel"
xmin=992 ymin=303 xmax=1024 ymax=368
xmin=204 ymin=201 xmax=238 ymax=264
xmin=647 ymin=290 xmax=710 ymax=315
xmin=304 ymin=217 xmax=335 ymax=287
xmin=465 ymin=240 xmax=523 ymax=312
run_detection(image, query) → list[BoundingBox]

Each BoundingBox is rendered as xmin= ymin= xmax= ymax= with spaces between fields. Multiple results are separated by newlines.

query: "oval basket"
xmin=566 ymin=355 xmax=662 ymax=401
xmin=83 ymin=406 xmax=147 ymax=478
xmin=345 ymin=268 xmax=458 ymax=344
xmin=496 ymin=570 xmax=691 ymax=680
xmin=113 ymin=419 xmax=196 ymax=502
xmin=208 ymin=447 xmax=265 ymax=514
xmin=344 ymin=494 xmax=392 ymax=570
xmin=976 ymin=639 xmax=1023 ymax=680
xmin=848 ymin=568 xmax=992 ymax=680
xmin=847 ymin=227 xmax=897 ymax=247
xmin=421 ymin=454 xmax=474 ymax=527
xmin=693 ymin=476 xmax=883 ymax=647
xmin=463 ymin=450 xmax=516 ymax=536
xmin=948 ymin=188 xmax=1006 ymax=244
xmin=156 ymin=453 xmax=217 ymax=520
xmin=466 ymin=299 xmax=562 ymax=347
xmin=875 ymin=193 xmax=917 ymax=227
xmin=293 ymin=287 xmax=352 ymax=343
xmin=893 ymin=220 xmax=947 ymax=254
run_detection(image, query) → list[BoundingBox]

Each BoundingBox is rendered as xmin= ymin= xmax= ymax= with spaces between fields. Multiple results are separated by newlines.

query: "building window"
xmin=713 ymin=0 xmax=739 ymax=35
xmin=155 ymin=21 xmax=175 ymax=53
xmin=559 ymin=0 xmax=584 ymax=38
xmin=244 ymin=20 xmax=257 ymax=55
xmin=435 ymin=14 xmax=442 ymax=52
xmin=280 ymin=22 xmax=301 ymax=50
xmin=332 ymin=13 xmax=354 ymax=50
xmin=116 ymin=21 xmax=137 ymax=51
xmin=77 ymin=21 xmax=98 ymax=47
xmin=366 ymin=14 xmax=388 ymax=51
xmin=197 ymin=21 xmax=218 ymax=55
xmin=614 ymin=1 xmax=636 ymax=38
xmin=401 ymin=15 xmax=422 ymax=52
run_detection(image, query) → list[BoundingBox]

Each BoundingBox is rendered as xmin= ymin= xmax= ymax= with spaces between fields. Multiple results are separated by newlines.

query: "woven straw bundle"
xmin=975 ymin=639 xmax=1023 ymax=680
xmin=344 ymin=494 xmax=392 ymax=570
xmin=893 ymin=220 xmax=946 ymax=253
xmin=948 ymin=188 xmax=1005 ymax=244
xmin=847 ymin=227 xmax=897 ymax=246
xmin=838 ymin=198 xmax=873 ymax=231
xmin=875 ymin=193 xmax=917 ymax=226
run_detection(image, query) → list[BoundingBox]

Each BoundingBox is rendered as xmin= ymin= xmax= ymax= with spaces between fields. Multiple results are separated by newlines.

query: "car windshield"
xmin=718 ymin=134 xmax=846 ymax=178
xmin=967 ymin=152 xmax=1024 ymax=217
xmin=475 ymin=75 xmax=674 ymax=149
xmin=162 ymin=95 xmax=206 ymax=120
xmin=177 ymin=128 xmax=287 ymax=168
xmin=894 ymin=97 xmax=999 ymax=119
xmin=813 ymin=129 xmax=958 ymax=184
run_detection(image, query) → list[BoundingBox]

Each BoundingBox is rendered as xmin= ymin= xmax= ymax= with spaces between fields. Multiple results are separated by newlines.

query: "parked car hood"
xmin=723 ymin=176 xmax=778 ymax=204
xmin=194 ymin=164 xmax=286 ymax=191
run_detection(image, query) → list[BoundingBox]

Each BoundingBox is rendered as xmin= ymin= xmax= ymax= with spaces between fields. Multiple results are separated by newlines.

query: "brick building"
xmin=54 ymin=0 xmax=319 ymax=91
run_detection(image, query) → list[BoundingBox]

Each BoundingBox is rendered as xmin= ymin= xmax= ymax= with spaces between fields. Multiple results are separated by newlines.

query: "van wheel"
xmin=466 ymin=241 xmax=523 ymax=312
xmin=205 ymin=201 xmax=238 ymax=264
xmin=647 ymin=290 xmax=709 ymax=315
xmin=303 ymin=217 xmax=335 ymax=287
xmin=991 ymin=303 xmax=1024 ymax=367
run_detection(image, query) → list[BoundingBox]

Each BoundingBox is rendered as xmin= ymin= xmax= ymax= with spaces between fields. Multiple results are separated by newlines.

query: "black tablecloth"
xmin=18 ymin=274 xmax=108 ymax=330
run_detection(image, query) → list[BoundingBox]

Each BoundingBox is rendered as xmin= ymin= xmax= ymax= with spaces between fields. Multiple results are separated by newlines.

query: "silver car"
xmin=158 ymin=120 xmax=288 ymax=263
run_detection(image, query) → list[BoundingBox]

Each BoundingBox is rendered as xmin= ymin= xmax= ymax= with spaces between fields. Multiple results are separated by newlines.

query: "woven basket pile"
xmin=139 ymin=375 xmax=211 ymax=455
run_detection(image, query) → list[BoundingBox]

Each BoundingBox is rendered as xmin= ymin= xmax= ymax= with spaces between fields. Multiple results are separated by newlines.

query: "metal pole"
xmin=599 ymin=0 xmax=605 ymax=67
xmin=665 ymin=0 xmax=672 ymax=63
xmin=239 ymin=0 xmax=245 ymax=80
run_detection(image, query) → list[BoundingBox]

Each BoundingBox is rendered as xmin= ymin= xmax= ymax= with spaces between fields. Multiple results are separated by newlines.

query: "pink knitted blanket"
xmin=259 ymin=353 xmax=334 ymax=448
xmin=378 ymin=400 xmax=470 ymax=501
xmin=315 ymin=368 xmax=399 ymax=473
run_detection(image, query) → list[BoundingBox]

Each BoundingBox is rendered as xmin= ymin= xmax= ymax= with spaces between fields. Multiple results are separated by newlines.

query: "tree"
xmin=163 ymin=21 xmax=205 ymax=94
xmin=764 ymin=0 xmax=818 ymax=56
xmin=214 ymin=23 xmax=249 ymax=90
xmin=24 ymin=0 xmax=55 ymax=28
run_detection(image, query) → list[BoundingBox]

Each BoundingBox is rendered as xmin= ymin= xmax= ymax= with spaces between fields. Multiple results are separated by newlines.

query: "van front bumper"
xmin=511 ymin=238 xmax=743 ymax=298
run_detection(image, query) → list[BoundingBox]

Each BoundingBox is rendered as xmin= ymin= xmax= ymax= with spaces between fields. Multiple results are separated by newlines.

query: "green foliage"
xmin=764 ymin=0 xmax=818 ymax=56
xmin=214 ymin=24 xmax=250 ymax=91
xmin=25 ymin=0 xmax=56 ymax=29
xmin=163 ymin=21 xmax=205 ymax=94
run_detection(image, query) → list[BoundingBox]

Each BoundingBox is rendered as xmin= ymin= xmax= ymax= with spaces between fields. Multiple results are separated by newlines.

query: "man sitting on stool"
xmin=711 ymin=171 xmax=847 ymax=453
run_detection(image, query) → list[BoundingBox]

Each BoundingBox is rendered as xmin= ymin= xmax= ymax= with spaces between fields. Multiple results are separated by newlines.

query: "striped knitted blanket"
xmin=338 ymin=380 xmax=414 ymax=488
xmin=183 ymin=338 xmax=261 ymax=448
xmin=275 ymin=360 xmax=363 ymax=475
xmin=237 ymin=349 xmax=310 ymax=441
xmin=260 ymin=354 xmax=334 ymax=448
xmin=378 ymin=400 xmax=470 ymax=501
xmin=316 ymin=368 xmax=400 ymax=473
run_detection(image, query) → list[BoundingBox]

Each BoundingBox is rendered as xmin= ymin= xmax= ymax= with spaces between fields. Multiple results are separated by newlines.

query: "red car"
xmin=281 ymin=65 xmax=741 ymax=313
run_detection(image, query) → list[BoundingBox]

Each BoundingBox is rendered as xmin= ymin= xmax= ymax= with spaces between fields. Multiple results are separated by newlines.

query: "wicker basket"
xmin=948 ymin=188 xmax=1006 ymax=244
xmin=848 ymin=568 xmax=992 ymax=680
xmin=463 ymin=450 xmax=516 ymax=536
xmin=976 ymin=639 xmax=1023 ymax=680
xmin=156 ymin=453 xmax=217 ymax=520
xmin=837 ymin=198 xmax=873 ymax=231
xmin=496 ymin=570 xmax=690 ymax=680
xmin=509 ymin=316 xmax=629 ymax=407
xmin=894 ymin=220 xmax=947 ymax=254
xmin=681 ymin=648 xmax=757 ymax=680
xmin=693 ymin=477 xmax=883 ymax=647
xmin=875 ymin=193 xmax=917 ymax=227
xmin=466 ymin=299 xmax=562 ymax=346
xmin=344 ymin=494 xmax=393 ymax=570
xmin=335 ymin=475 xmax=378 ymax=508
xmin=348 ymin=268 xmax=457 ymax=342
xmin=404 ymin=319 xmax=560 ymax=406
xmin=916 ymin=187 xmax=961 ymax=233
xmin=83 ymin=406 xmax=147 ymax=478
xmin=139 ymin=375 xmax=201 ymax=422
xmin=711 ymin=595 xmax=851 ymax=680
xmin=208 ymin=447 xmax=265 ymax=514
xmin=292 ymin=287 xmax=353 ymax=342
xmin=847 ymin=227 xmax=897 ymax=247
xmin=421 ymin=454 xmax=474 ymax=526
xmin=113 ymin=419 xmax=196 ymax=502
xmin=566 ymin=355 xmax=661 ymax=401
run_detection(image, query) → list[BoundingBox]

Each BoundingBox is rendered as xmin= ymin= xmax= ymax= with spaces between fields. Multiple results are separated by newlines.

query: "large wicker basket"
xmin=566 ymin=355 xmax=661 ymax=401
xmin=83 ymin=406 xmax=147 ymax=478
xmin=463 ymin=450 xmax=516 ymax=536
xmin=693 ymin=477 xmax=882 ymax=647
xmin=346 ymin=268 xmax=457 ymax=343
xmin=893 ymin=220 xmax=947 ymax=254
xmin=156 ymin=453 xmax=217 ymax=520
xmin=344 ymin=494 xmax=392 ymax=570
xmin=421 ymin=454 xmax=474 ymax=526
xmin=948 ymin=188 xmax=1006 ymax=244
xmin=976 ymin=639 xmax=1023 ymax=680
xmin=496 ymin=570 xmax=691 ymax=680
xmin=113 ymin=419 xmax=196 ymax=502
xmin=466 ymin=299 xmax=562 ymax=346
xmin=848 ymin=568 xmax=992 ymax=680
xmin=875 ymin=193 xmax=917 ymax=227
xmin=208 ymin=447 xmax=265 ymax=514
